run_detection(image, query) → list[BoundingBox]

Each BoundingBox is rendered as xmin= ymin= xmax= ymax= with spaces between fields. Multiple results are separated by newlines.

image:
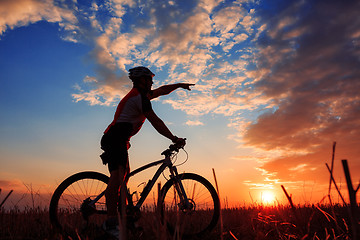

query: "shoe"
xmin=102 ymin=220 xmax=120 ymax=239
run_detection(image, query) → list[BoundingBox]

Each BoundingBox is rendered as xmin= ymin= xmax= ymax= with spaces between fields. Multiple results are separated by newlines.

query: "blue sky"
xmin=1 ymin=0 xmax=360 ymax=207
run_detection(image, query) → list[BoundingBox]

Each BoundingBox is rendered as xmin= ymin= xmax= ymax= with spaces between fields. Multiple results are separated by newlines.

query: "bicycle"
xmin=49 ymin=142 xmax=220 ymax=239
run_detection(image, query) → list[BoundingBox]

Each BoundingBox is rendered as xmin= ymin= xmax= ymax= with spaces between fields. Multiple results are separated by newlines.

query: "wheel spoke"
xmin=160 ymin=173 xmax=220 ymax=238
xmin=49 ymin=172 xmax=109 ymax=239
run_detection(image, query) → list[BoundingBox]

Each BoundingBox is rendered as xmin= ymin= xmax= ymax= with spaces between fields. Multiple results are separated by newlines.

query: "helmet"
xmin=128 ymin=66 xmax=155 ymax=81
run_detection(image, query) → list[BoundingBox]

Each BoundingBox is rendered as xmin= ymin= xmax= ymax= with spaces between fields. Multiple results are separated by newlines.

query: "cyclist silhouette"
xmin=100 ymin=66 xmax=194 ymax=239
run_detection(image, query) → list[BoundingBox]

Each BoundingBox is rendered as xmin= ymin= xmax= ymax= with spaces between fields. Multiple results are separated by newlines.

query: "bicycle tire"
xmin=49 ymin=171 xmax=109 ymax=238
xmin=159 ymin=173 xmax=220 ymax=239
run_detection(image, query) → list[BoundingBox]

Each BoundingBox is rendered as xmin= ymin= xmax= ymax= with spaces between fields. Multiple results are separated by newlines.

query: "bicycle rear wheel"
xmin=159 ymin=173 xmax=220 ymax=238
xmin=49 ymin=171 xmax=109 ymax=239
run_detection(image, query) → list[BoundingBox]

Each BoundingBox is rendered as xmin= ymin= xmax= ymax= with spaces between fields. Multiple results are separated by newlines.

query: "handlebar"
xmin=161 ymin=138 xmax=186 ymax=156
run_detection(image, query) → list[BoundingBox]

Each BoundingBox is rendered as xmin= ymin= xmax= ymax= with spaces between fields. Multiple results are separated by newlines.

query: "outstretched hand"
xmin=180 ymin=83 xmax=195 ymax=91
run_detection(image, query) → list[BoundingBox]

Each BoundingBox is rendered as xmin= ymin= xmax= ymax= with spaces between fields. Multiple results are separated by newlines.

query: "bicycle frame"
xmin=88 ymin=154 xmax=190 ymax=212
xmin=126 ymin=157 xmax=169 ymax=208
xmin=127 ymin=154 xmax=191 ymax=209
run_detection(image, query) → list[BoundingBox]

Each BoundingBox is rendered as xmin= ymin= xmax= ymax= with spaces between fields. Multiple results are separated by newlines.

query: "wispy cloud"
xmin=185 ymin=120 xmax=204 ymax=126
xmin=66 ymin=0 xmax=261 ymax=106
xmin=0 ymin=0 xmax=77 ymax=39
xmin=0 ymin=179 xmax=24 ymax=191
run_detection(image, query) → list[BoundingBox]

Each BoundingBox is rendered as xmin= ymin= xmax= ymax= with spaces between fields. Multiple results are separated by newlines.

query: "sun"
xmin=261 ymin=191 xmax=276 ymax=204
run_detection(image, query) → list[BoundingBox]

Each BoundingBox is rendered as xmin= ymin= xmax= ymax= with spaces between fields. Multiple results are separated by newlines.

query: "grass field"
xmin=0 ymin=202 xmax=354 ymax=240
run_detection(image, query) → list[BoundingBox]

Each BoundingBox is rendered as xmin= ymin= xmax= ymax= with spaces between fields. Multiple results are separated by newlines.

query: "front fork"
xmin=169 ymin=166 xmax=193 ymax=211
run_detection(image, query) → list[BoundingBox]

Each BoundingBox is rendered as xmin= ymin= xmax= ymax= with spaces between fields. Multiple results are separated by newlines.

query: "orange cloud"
xmin=0 ymin=179 xmax=24 ymax=191
xmin=0 ymin=0 xmax=77 ymax=38
xmin=242 ymin=0 xmax=360 ymax=191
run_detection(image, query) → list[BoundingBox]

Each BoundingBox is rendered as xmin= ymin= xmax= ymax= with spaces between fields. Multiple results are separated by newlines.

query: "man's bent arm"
xmin=150 ymin=83 xmax=194 ymax=99
xmin=144 ymin=110 xmax=177 ymax=142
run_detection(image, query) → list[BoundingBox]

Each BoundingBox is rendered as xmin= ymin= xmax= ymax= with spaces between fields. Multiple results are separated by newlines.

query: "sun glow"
xmin=261 ymin=191 xmax=276 ymax=204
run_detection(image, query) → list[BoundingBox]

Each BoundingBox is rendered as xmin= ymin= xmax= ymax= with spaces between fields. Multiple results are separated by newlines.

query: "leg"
xmin=101 ymin=124 xmax=131 ymax=239
xmin=105 ymin=166 xmax=128 ymax=240
xmin=118 ymin=170 xmax=127 ymax=240
xmin=105 ymin=168 xmax=121 ymax=218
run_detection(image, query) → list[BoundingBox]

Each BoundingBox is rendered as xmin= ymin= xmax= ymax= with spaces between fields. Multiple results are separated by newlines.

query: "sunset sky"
xmin=1 ymin=0 xmax=359 ymax=207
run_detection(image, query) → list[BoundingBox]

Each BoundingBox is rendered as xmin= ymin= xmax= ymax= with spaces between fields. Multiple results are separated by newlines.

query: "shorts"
xmin=100 ymin=122 xmax=132 ymax=172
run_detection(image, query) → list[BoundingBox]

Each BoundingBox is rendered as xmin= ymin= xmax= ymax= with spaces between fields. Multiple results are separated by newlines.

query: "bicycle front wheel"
xmin=159 ymin=173 xmax=220 ymax=238
xmin=49 ymin=171 xmax=109 ymax=239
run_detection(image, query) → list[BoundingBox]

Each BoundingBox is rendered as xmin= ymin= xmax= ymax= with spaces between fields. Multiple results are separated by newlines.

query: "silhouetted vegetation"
xmin=0 ymin=203 xmax=355 ymax=239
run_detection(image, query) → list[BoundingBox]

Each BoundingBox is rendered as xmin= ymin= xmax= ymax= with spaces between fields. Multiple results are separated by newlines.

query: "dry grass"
xmin=0 ymin=206 xmax=56 ymax=240
xmin=220 ymin=204 xmax=351 ymax=240
xmin=0 ymin=203 xmax=354 ymax=240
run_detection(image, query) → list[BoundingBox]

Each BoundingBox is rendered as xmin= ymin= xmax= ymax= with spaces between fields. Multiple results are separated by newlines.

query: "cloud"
xmin=72 ymin=74 xmax=131 ymax=106
xmin=0 ymin=179 xmax=25 ymax=192
xmin=212 ymin=5 xmax=244 ymax=34
xmin=185 ymin=120 xmax=204 ymax=126
xmin=0 ymin=0 xmax=77 ymax=37
xmin=243 ymin=0 xmax=360 ymax=185
xmin=69 ymin=0 xmax=260 ymax=104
